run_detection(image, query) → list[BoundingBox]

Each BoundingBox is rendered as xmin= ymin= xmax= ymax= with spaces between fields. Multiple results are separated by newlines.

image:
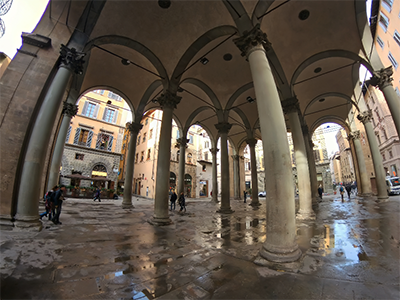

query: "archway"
xmin=184 ymin=174 xmax=192 ymax=198
xmin=169 ymin=172 xmax=176 ymax=192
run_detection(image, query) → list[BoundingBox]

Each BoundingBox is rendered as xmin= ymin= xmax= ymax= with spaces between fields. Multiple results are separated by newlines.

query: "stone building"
xmin=335 ymin=129 xmax=356 ymax=184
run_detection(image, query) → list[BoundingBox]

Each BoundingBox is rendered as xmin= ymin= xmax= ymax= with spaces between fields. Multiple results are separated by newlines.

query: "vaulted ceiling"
xmin=74 ymin=0 xmax=373 ymax=150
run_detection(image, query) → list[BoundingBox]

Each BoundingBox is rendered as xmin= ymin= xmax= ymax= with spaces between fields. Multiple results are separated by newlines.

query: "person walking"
xmin=170 ymin=190 xmax=177 ymax=211
xmin=40 ymin=186 xmax=57 ymax=220
xmin=339 ymin=184 xmax=345 ymax=202
xmin=243 ymin=190 xmax=247 ymax=203
xmin=52 ymin=185 xmax=66 ymax=225
xmin=345 ymin=183 xmax=352 ymax=200
xmin=93 ymin=187 xmax=101 ymax=202
xmin=318 ymin=185 xmax=324 ymax=199
xmin=178 ymin=192 xmax=186 ymax=213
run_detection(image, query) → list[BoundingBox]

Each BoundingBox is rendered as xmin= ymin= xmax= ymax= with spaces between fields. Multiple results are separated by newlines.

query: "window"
xmin=382 ymin=0 xmax=393 ymax=12
xmin=395 ymin=87 xmax=400 ymax=97
xmin=375 ymin=108 xmax=381 ymax=121
xmin=141 ymin=151 xmax=144 ymax=162
xmin=143 ymin=132 xmax=147 ymax=143
xmin=122 ymin=144 xmax=125 ymax=150
xmin=81 ymin=102 xmax=98 ymax=118
xmin=376 ymin=132 xmax=381 ymax=144
xmin=388 ymin=52 xmax=398 ymax=70
xmin=147 ymin=149 xmax=151 ymax=160
xmin=145 ymin=118 xmax=148 ymax=125
xmin=75 ymin=153 xmax=84 ymax=160
xmin=108 ymin=91 xmax=122 ymax=101
xmin=73 ymin=128 xmax=93 ymax=147
xmin=96 ymin=133 xmax=114 ymax=151
xmin=389 ymin=150 xmax=393 ymax=159
xmin=66 ymin=126 xmax=72 ymax=143
xmin=202 ymin=165 xmax=206 ymax=171
xmin=377 ymin=36 xmax=384 ymax=49
xmin=103 ymin=107 xmax=118 ymax=123
xmin=135 ymin=153 xmax=138 ymax=163
xmin=204 ymin=152 xmax=208 ymax=161
xmin=137 ymin=136 xmax=141 ymax=145
xmin=149 ymin=129 xmax=153 ymax=139
xmin=379 ymin=12 xmax=389 ymax=32
xmin=94 ymin=90 xmax=104 ymax=95
xmin=188 ymin=134 xmax=194 ymax=144
xmin=187 ymin=153 xmax=192 ymax=163
xmin=204 ymin=141 xmax=209 ymax=148
xmin=177 ymin=130 xmax=180 ymax=139
xmin=313 ymin=150 xmax=321 ymax=162
xmin=177 ymin=150 xmax=180 ymax=162
xmin=394 ymin=30 xmax=400 ymax=47
xmin=382 ymin=153 xmax=386 ymax=161
xmin=383 ymin=128 xmax=388 ymax=140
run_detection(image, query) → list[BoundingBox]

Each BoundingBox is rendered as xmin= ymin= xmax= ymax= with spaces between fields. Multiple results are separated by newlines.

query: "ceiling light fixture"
xmin=121 ymin=58 xmax=130 ymax=65
xmin=299 ymin=10 xmax=310 ymax=20
xmin=247 ymin=96 xmax=256 ymax=103
xmin=319 ymin=98 xmax=325 ymax=102
xmin=158 ymin=0 xmax=171 ymax=9
xmin=200 ymin=57 xmax=209 ymax=65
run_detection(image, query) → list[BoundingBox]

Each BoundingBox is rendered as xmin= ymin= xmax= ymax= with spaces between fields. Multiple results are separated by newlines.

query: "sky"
xmin=0 ymin=0 xmax=49 ymax=59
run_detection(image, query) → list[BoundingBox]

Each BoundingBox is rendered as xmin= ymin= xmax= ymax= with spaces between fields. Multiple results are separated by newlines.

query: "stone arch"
xmin=310 ymin=116 xmax=350 ymax=135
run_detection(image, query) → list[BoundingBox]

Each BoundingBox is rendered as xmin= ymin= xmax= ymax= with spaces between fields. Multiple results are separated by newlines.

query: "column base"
xmin=258 ymin=243 xmax=302 ymax=263
xmin=211 ymin=197 xmax=219 ymax=203
xmin=216 ymin=207 xmax=234 ymax=214
xmin=148 ymin=216 xmax=172 ymax=226
xmin=0 ymin=214 xmax=14 ymax=230
xmin=14 ymin=215 xmax=42 ymax=231
xmin=376 ymin=196 xmax=389 ymax=203
xmin=296 ymin=210 xmax=316 ymax=220
xmin=254 ymin=254 xmax=302 ymax=272
xmin=122 ymin=202 xmax=134 ymax=209
xmin=358 ymin=193 xmax=373 ymax=197
xmin=249 ymin=201 xmax=261 ymax=207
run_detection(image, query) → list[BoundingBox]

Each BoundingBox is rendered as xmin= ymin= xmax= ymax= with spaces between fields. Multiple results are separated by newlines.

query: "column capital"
xmin=347 ymin=130 xmax=360 ymax=141
xmin=233 ymin=24 xmax=271 ymax=58
xmin=176 ymin=137 xmax=189 ymax=147
xmin=281 ymin=97 xmax=300 ymax=114
xmin=62 ymin=102 xmax=78 ymax=118
xmin=246 ymin=138 xmax=257 ymax=147
xmin=209 ymin=148 xmax=219 ymax=155
xmin=59 ymin=44 xmax=85 ymax=74
xmin=127 ymin=122 xmax=143 ymax=134
xmin=357 ymin=110 xmax=373 ymax=124
xmin=369 ymin=66 xmax=393 ymax=90
xmin=215 ymin=122 xmax=232 ymax=134
xmin=156 ymin=90 xmax=181 ymax=109
xmin=232 ymin=154 xmax=240 ymax=160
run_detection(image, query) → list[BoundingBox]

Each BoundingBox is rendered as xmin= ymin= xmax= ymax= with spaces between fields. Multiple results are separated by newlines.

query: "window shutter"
xmin=86 ymin=130 xmax=93 ymax=147
xmin=73 ymin=128 xmax=81 ymax=145
xmin=113 ymin=110 xmax=119 ymax=124
xmin=66 ymin=126 xmax=72 ymax=143
xmin=81 ymin=101 xmax=88 ymax=116
xmin=108 ymin=136 xmax=114 ymax=151
xmin=96 ymin=133 xmax=102 ymax=149
xmin=102 ymin=108 xmax=108 ymax=121
xmin=93 ymin=104 xmax=99 ymax=119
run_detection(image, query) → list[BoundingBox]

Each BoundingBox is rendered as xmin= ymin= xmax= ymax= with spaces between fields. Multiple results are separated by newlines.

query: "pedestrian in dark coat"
xmin=93 ymin=187 xmax=101 ymax=202
xmin=170 ymin=191 xmax=177 ymax=211
xmin=318 ymin=185 xmax=324 ymax=199
xmin=345 ymin=183 xmax=352 ymax=199
xmin=243 ymin=191 xmax=247 ymax=203
xmin=52 ymin=185 xmax=66 ymax=225
xmin=178 ymin=192 xmax=186 ymax=212
xmin=40 ymin=186 xmax=57 ymax=220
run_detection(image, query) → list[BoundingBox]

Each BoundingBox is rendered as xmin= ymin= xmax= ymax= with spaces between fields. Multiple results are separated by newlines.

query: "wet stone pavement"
xmin=1 ymin=194 xmax=399 ymax=299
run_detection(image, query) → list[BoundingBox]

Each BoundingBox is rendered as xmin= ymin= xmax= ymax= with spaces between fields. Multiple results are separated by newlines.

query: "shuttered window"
xmin=66 ymin=126 xmax=72 ymax=143
xmin=81 ymin=101 xmax=99 ymax=119
xmin=103 ymin=108 xmax=118 ymax=124
xmin=73 ymin=128 xmax=93 ymax=147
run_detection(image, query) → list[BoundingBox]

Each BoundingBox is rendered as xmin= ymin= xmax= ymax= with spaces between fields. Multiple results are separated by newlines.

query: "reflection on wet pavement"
xmin=1 ymin=194 xmax=399 ymax=299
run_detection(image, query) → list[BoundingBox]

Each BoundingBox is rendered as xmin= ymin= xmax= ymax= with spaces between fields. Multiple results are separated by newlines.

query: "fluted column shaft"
xmin=152 ymin=91 xmax=181 ymax=225
xmin=215 ymin=123 xmax=233 ymax=214
xmin=210 ymin=148 xmax=219 ymax=203
xmin=357 ymin=111 xmax=388 ymax=201
xmin=177 ymin=138 xmax=188 ymax=196
xmin=122 ymin=122 xmax=143 ymax=208
xmin=247 ymin=139 xmax=260 ymax=206
xmin=234 ymin=25 xmax=301 ymax=263
xmin=15 ymin=45 xmax=85 ymax=230
xmin=283 ymin=99 xmax=315 ymax=220
xmin=348 ymin=130 xmax=372 ymax=195
xmin=232 ymin=154 xmax=240 ymax=199
xmin=47 ymin=99 xmax=78 ymax=191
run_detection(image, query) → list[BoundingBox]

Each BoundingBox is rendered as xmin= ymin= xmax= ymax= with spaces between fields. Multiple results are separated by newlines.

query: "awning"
xmin=63 ymin=174 xmax=92 ymax=180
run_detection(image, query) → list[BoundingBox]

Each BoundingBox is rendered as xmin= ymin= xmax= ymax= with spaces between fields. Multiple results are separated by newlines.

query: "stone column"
xmin=303 ymin=125 xmax=318 ymax=205
xmin=282 ymin=98 xmax=315 ymax=220
xmin=47 ymin=100 xmax=78 ymax=191
xmin=215 ymin=122 xmax=234 ymax=214
xmin=357 ymin=111 xmax=388 ymax=201
xmin=122 ymin=122 xmax=143 ymax=208
xmin=15 ymin=45 xmax=84 ymax=230
xmin=246 ymin=138 xmax=261 ymax=206
xmin=177 ymin=137 xmax=189 ymax=196
xmin=347 ymin=130 xmax=372 ymax=196
xmin=369 ymin=66 xmax=400 ymax=137
xmin=150 ymin=91 xmax=181 ymax=225
xmin=210 ymin=148 xmax=219 ymax=203
xmin=232 ymin=154 xmax=240 ymax=199
xmin=234 ymin=25 xmax=301 ymax=263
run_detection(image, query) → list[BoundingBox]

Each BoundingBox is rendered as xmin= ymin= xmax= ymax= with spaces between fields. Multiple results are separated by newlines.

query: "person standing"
xmin=243 ymin=190 xmax=247 ymax=203
xmin=339 ymin=184 xmax=345 ymax=202
xmin=40 ymin=186 xmax=57 ymax=220
xmin=318 ymin=185 xmax=324 ymax=199
xmin=178 ymin=192 xmax=186 ymax=213
xmin=170 ymin=191 xmax=177 ymax=211
xmin=345 ymin=183 xmax=352 ymax=200
xmin=52 ymin=185 xmax=66 ymax=225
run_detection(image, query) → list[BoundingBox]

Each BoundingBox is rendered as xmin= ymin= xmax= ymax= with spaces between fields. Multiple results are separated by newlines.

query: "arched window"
xmin=187 ymin=153 xmax=192 ymax=164
xmin=170 ymin=172 xmax=176 ymax=191
xmin=177 ymin=150 xmax=180 ymax=162
xmin=92 ymin=164 xmax=107 ymax=178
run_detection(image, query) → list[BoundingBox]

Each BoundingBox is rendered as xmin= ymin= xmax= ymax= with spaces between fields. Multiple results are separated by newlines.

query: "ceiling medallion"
xmin=299 ymin=10 xmax=310 ymax=21
xmin=223 ymin=53 xmax=232 ymax=61
xmin=314 ymin=67 xmax=322 ymax=73
xmin=158 ymin=0 xmax=171 ymax=9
